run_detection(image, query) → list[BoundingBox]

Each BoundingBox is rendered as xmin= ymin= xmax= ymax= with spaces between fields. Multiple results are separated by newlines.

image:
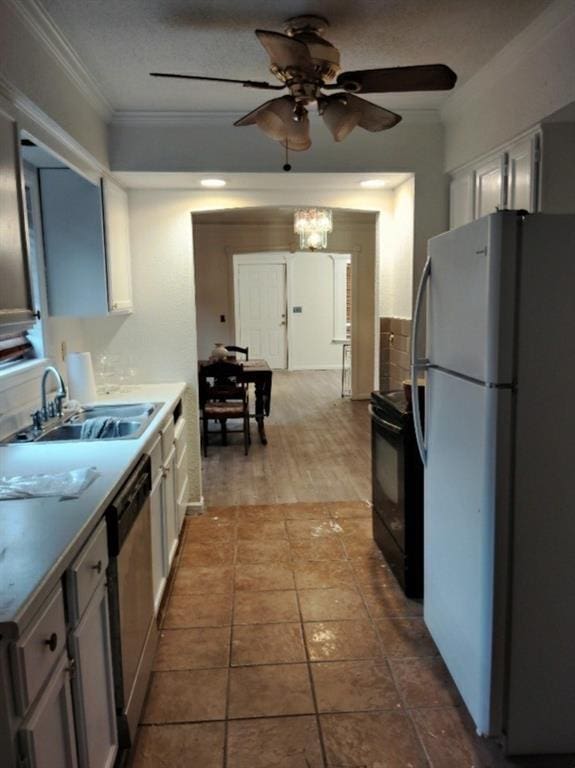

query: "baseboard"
xmin=351 ymin=393 xmax=371 ymax=401
xmin=289 ymin=364 xmax=342 ymax=371
xmin=186 ymin=497 xmax=205 ymax=516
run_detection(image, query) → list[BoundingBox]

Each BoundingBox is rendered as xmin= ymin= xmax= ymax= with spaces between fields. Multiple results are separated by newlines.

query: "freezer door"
xmin=424 ymin=367 xmax=512 ymax=736
xmin=427 ymin=212 xmax=518 ymax=384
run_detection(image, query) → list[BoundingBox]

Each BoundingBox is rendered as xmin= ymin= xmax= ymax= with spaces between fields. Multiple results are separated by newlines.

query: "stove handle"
xmin=368 ymin=405 xmax=402 ymax=435
xmin=411 ymin=257 xmax=431 ymax=465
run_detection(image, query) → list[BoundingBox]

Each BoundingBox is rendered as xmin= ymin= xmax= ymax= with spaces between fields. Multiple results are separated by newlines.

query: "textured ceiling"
xmin=39 ymin=0 xmax=552 ymax=113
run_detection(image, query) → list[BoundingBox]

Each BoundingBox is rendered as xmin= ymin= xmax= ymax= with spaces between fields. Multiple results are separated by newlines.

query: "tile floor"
xmin=131 ymin=502 xmax=573 ymax=768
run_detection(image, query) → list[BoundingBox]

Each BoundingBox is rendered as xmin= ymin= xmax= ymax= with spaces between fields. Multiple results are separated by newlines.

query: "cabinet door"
xmin=69 ymin=580 xmax=117 ymax=768
xmin=19 ymin=653 xmax=78 ymax=768
xmin=474 ymin=155 xmax=505 ymax=218
xmin=0 ymin=110 xmax=34 ymax=329
xmin=39 ymin=169 xmax=109 ymax=316
xmin=150 ymin=471 xmax=167 ymax=614
xmin=449 ymin=171 xmax=475 ymax=229
xmin=102 ymin=178 xmax=133 ymax=314
xmin=507 ymin=135 xmax=537 ymax=213
xmin=162 ymin=446 xmax=178 ymax=569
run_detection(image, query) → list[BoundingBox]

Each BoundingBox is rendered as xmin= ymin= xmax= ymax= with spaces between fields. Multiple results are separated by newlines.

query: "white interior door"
xmin=236 ymin=262 xmax=287 ymax=369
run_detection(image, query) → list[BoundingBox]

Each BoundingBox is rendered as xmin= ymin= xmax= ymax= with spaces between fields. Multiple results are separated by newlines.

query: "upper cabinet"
xmin=507 ymin=134 xmax=539 ymax=212
xmin=39 ymin=169 xmax=133 ymax=317
xmin=474 ymin=154 xmax=506 ymax=219
xmin=102 ymin=178 xmax=133 ymax=313
xmin=0 ymin=111 xmax=35 ymax=331
xmin=449 ymin=128 xmax=541 ymax=229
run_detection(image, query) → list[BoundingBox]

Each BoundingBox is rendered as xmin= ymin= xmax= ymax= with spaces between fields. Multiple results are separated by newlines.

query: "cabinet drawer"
xmin=67 ymin=519 xmax=108 ymax=624
xmin=176 ymin=442 xmax=188 ymax=499
xmin=160 ymin=417 xmax=175 ymax=460
xmin=174 ymin=417 xmax=187 ymax=463
xmin=11 ymin=585 xmax=67 ymax=714
xmin=148 ymin=433 xmax=163 ymax=480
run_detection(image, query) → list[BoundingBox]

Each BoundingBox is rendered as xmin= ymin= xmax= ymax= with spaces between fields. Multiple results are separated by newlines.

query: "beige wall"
xmin=193 ymin=208 xmax=380 ymax=397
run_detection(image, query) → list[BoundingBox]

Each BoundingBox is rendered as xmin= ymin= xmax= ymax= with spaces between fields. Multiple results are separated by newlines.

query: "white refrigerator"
xmin=411 ymin=211 xmax=575 ymax=755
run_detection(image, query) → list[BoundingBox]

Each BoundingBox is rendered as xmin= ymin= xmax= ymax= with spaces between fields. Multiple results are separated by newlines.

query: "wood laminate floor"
xmin=201 ymin=370 xmax=371 ymax=507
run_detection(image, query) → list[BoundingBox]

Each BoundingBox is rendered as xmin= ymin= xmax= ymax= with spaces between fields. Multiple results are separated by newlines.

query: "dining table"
xmin=198 ymin=358 xmax=273 ymax=444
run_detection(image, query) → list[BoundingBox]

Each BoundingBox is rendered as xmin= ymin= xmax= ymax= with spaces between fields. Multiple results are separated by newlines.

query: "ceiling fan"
xmin=150 ymin=15 xmax=457 ymax=152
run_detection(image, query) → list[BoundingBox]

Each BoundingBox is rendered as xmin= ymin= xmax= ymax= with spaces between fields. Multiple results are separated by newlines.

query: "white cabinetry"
xmin=67 ymin=520 xmax=117 ymax=768
xmin=449 ymin=172 xmax=475 ymax=230
xmin=19 ymin=653 xmax=78 ymax=768
xmin=162 ymin=443 xmax=178 ymax=569
xmin=149 ymin=404 xmax=188 ymax=615
xmin=449 ymin=129 xmax=541 ymax=230
xmin=474 ymin=154 xmax=506 ymax=218
xmin=102 ymin=179 xmax=133 ymax=313
xmin=39 ymin=169 xmax=132 ymax=317
xmin=507 ymin=135 xmax=538 ymax=212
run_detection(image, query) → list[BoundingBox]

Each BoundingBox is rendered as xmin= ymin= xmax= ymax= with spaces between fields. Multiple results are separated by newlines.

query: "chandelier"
xmin=293 ymin=208 xmax=333 ymax=250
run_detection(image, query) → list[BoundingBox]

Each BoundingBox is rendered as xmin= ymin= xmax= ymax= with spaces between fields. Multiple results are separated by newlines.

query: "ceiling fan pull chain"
xmin=283 ymin=141 xmax=292 ymax=172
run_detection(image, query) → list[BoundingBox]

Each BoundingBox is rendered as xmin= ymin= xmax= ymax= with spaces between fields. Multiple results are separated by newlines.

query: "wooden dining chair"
xmin=224 ymin=345 xmax=249 ymax=361
xmin=199 ymin=360 xmax=251 ymax=456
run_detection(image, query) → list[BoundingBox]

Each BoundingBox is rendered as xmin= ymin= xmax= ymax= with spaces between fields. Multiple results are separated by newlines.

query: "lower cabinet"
xmin=69 ymin=581 xmax=117 ymax=768
xmin=18 ymin=652 xmax=78 ymax=768
xmin=150 ymin=470 xmax=166 ymax=613
xmin=162 ymin=445 xmax=178 ymax=569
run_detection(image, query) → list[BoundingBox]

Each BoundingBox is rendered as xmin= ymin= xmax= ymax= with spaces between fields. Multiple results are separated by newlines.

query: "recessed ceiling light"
xmin=360 ymin=179 xmax=387 ymax=189
xmin=200 ymin=178 xmax=227 ymax=188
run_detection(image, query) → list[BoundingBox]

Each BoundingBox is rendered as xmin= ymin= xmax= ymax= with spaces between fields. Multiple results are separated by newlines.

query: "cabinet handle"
xmin=92 ymin=559 xmax=103 ymax=574
xmin=45 ymin=633 xmax=58 ymax=652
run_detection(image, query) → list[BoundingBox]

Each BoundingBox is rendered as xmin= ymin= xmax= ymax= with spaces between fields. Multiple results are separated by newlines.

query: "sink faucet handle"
xmin=31 ymin=410 xmax=43 ymax=431
xmin=54 ymin=393 xmax=66 ymax=417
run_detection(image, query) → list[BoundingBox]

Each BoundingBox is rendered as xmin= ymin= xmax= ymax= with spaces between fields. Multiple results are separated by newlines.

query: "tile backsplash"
xmin=379 ymin=317 xmax=412 ymax=392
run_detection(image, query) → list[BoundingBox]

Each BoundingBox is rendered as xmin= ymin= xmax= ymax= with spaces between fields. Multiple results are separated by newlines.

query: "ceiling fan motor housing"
xmin=283 ymin=15 xmax=341 ymax=82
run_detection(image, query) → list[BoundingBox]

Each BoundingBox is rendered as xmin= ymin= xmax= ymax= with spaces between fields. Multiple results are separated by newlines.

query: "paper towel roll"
xmin=67 ymin=352 xmax=97 ymax=404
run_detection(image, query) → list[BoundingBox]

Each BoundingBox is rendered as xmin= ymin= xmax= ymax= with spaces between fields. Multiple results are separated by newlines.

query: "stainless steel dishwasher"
xmin=106 ymin=455 xmax=157 ymax=751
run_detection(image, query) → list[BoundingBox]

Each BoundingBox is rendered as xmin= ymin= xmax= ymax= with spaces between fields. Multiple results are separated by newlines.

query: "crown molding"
xmin=5 ymin=0 xmax=113 ymax=121
xmin=111 ymin=108 xmax=441 ymax=128
xmin=441 ymin=0 xmax=575 ymax=123
xmin=0 ymin=72 xmax=106 ymax=175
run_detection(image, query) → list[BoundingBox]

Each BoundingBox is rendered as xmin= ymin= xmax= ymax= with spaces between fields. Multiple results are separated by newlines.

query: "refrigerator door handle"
xmin=411 ymin=256 xmax=431 ymax=465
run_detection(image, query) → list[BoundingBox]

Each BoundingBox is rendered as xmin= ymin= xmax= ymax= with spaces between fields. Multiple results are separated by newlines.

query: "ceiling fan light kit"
xmin=150 ymin=14 xmax=457 ymax=157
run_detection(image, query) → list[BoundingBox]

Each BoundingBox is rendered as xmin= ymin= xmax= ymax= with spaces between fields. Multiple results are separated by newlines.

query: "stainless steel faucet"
xmin=41 ymin=365 xmax=67 ymax=420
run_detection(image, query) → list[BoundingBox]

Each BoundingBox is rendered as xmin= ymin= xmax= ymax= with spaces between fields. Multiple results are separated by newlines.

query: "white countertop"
xmin=0 ymin=382 xmax=186 ymax=639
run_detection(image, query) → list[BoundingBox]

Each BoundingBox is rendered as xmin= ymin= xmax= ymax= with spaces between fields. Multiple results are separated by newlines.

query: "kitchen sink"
xmin=37 ymin=420 xmax=142 ymax=442
xmin=1 ymin=402 xmax=164 ymax=444
xmin=71 ymin=403 xmax=157 ymax=420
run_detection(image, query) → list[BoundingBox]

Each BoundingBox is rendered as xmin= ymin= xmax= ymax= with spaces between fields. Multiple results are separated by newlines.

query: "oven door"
xmin=370 ymin=405 xmax=405 ymax=550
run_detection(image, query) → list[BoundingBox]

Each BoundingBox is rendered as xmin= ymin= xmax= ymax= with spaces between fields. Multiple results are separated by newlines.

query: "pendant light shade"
xmin=255 ymin=96 xmax=295 ymax=140
xmin=250 ymin=96 xmax=311 ymax=150
xmin=322 ymin=96 xmax=361 ymax=142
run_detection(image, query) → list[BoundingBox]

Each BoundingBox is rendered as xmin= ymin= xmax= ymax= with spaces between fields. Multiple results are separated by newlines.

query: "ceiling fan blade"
xmin=334 ymin=64 xmax=457 ymax=94
xmin=150 ymin=72 xmax=285 ymax=90
xmin=255 ymin=29 xmax=313 ymax=73
xmin=341 ymin=94 xmax=402 ymax=132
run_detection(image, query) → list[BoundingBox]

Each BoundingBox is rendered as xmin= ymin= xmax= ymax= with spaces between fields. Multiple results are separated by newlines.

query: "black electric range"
xmin=370 ymin=389 xmax=424 ymax=598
